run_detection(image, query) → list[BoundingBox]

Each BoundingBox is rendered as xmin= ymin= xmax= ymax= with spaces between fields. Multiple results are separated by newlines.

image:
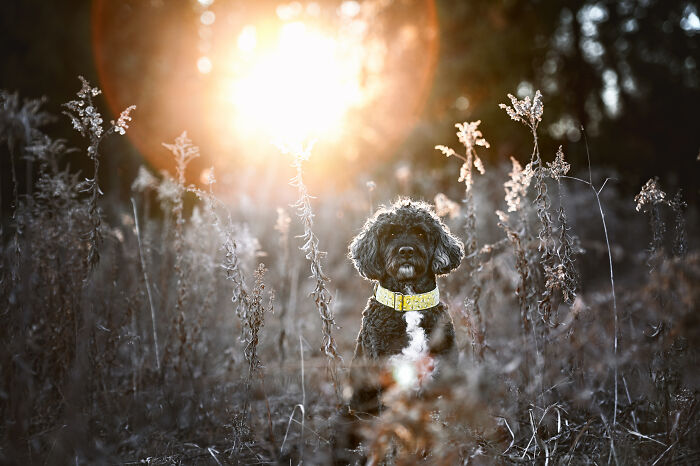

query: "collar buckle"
xmin=393 ymin=292 xmax=404 ymax=311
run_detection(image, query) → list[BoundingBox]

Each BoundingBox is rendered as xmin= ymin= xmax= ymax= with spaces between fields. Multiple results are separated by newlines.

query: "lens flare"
xmin=197 ymin=56 xmax=212 ymax=74
xmin=392 ymin=361 xmax=418 ymax=389
xmin=237 ymin=25 xmax=257 ymax=53
xmin=92 ymin=0 xmax=438 ymax=185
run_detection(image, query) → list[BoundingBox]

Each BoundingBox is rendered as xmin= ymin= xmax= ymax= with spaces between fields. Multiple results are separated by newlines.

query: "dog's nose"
xmin=398 ymin=246 xmax=414 ymax=257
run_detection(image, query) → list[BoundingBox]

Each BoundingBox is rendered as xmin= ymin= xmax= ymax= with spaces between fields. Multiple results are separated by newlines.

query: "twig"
xmin=7 ymin=140 xmax=21 ymax=284
xmin=595 ymin=179 xmax=619 ymax=428
xmin=281 ymin=334 xmax=307 ymax=459
xmin=300 ymin=333 xmax=306 ymax=407
xmin=559 ymin=128 xmax=619 ymax=432
xmin=624 ymin=428 xmax=666 ymax=447
xmin=498 ymin=417 xmax=515 ymax=454
xmin=299 ymin=332 xmax=305 ymax=460
xmin=566 ymin=418 xmax=593 ymax=465
xmin=280 ymin=404 xmax=305 ymax=455
xmin=597 ymin=177 xmax=616 ymax=196
xmin=651 ymin=440 xmax=678 ymax=466
xmin=131 ymin=197 xmax=160 ymax=371
xmin=522 ymin=408 xmax=537 ymax=459
xmin=208 ymin=447 xmax=223 ymax=466
xmin=291 ymin=419 xmax=331 ymax=444
xmin=600 ymin=412 xmax=618 ymax=466
xmin=622 ymin=376 xmax=638 ymax=431
xmin=260 ymin=375 xmax=277 ymax=448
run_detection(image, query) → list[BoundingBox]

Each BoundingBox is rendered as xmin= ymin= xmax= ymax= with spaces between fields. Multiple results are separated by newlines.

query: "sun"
xmin=93 ymin=0 xmax=439 ymax=182
xmin=224 ymin=21 xmax=364 ymax=146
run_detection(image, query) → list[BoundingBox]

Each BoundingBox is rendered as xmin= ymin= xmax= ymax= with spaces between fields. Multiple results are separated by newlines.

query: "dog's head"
xmin=349 ymin=199 xmax=464 ymax=282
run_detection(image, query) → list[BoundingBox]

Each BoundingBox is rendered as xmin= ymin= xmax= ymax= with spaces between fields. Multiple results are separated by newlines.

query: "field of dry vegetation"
xmin=1 ymin=78 xmax=698 ymax=464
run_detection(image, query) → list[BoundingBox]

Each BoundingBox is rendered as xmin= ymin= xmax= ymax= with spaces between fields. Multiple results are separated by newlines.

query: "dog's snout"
xmin=398 ymin=246 xmax=414 ymax=257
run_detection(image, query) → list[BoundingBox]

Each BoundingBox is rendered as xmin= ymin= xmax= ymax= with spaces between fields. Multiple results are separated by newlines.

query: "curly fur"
xmin=349 ymin=199 xmax=464 ymax=282
xmin=346 ymin=199 xmax=464 ymax=412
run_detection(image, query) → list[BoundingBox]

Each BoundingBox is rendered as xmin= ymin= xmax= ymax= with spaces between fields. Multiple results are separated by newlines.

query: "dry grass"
xmin=0 ymin=80 xmax=698 ymax=464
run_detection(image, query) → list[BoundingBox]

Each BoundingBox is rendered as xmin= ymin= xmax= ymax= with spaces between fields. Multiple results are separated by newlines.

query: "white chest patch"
xmin=389 ymin=311 xmax=436 ymax=389
xmin=399 ymin=311 xmax=428 ymax=360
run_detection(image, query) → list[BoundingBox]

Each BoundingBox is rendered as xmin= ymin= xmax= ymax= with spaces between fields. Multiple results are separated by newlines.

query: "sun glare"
xmin=237 ymin=25 xmax=257 ymax=54
xmin=226 ymin=21 xmax=363 ymax=146
xmin=93 ymin=0 xmax=439 ymax=177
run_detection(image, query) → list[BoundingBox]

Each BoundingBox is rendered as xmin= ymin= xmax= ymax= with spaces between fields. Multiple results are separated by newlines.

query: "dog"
xmin=347 ymin=198 xmax=463 ymax=412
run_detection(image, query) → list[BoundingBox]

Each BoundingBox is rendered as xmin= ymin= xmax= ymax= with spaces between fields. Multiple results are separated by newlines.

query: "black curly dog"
xmin=347 ymin=199 xmax=464 ymax=412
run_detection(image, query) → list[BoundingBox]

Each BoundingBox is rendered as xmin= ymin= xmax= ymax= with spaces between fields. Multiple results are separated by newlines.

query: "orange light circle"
xmin=92 ymin=0 xmax=438 ymax=191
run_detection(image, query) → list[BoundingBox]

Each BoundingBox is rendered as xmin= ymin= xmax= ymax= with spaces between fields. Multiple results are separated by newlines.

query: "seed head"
xmin=547 ymin=145 xmax=570 ymax=181
xmin=504 ymin=156 xmax=534 ymax=212
xmin=434 ymin=193 xmax=461 ymax=219
xmin=112 ymin=105 xmax=136 ymax=135
xmin=499 ymin=90 xmax=544 ymax=129
xmin=634 ymin=177 xmax=666 ymax=212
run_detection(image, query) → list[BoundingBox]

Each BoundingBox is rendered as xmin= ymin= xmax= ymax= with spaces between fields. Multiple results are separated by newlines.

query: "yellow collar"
xmin=374 ymin=283 xmax=440 ymax=311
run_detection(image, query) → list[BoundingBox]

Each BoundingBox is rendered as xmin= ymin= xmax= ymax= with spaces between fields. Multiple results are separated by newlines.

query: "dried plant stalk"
xmin=436 ymin=121 xmax=489 ymax=359
xmin=189 ymin=171 xmax=250 ymax=340
xmin=244 ymin=264 xmax=273 ymax=381
xmin=274 ymin=207 xmax=292 ymax=362
xmin=162 ymin=132 xmax=200 ymax=368
xmin=496 ymin=210 xmax=533 ymax=337
xmin=635 ymin=177 xmax=668 ymax=271
xmin=131 ymin=198 xmax=160 ymax=371
xmin=63 ymin=76 xmax=135 ymax=276
xmin=669 ymin=190 xmax=687 ymax=258
xmin=281 ymin=142 xmax=342 ymax=400
xmin=549 ymin=146 xmax=578 ymax=305
xmin=557 ymin=129 xmax=620 ymax=435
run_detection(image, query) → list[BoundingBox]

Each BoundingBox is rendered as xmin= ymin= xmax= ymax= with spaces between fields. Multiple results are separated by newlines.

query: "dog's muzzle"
xmin=374 ymin=284 xmax=440 ymax=311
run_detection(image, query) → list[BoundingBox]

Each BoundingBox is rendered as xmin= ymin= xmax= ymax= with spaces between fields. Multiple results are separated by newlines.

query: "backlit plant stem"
xmin=560 ymin=168 xmax=618 ymax=433
xmin=287 ymin=144 xmax=342 ymax=402
xmin=131 ymin=197 xmax=160 ymax=371
xmin=436 ymin=122 xmax=489 ymax=360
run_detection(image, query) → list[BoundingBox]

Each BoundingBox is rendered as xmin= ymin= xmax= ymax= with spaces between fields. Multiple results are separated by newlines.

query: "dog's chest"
xmin=389 ymin=311 xmax=437 ymax=387
xmin=361 ymin=302 xmax=442 ymax=358
xmin=395 ymin=311 xmax=428 ymax=360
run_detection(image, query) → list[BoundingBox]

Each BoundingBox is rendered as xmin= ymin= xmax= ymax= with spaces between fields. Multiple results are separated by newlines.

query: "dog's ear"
xmin=349 ymin=222 xmax=383 ymax=280
xmin=431 ymin=225 xmax=464 ymax=275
